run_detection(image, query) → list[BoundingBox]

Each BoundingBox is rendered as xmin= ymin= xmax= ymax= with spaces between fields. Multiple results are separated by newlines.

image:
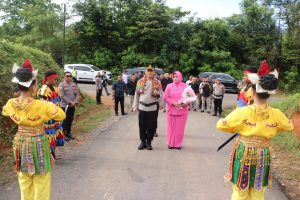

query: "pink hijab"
xmin=173 ymin=71 xmax=184 ymax=87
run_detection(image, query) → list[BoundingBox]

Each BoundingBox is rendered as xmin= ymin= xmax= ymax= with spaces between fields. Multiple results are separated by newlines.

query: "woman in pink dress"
xmin=163 ymin=71 xmax=189 ymax=149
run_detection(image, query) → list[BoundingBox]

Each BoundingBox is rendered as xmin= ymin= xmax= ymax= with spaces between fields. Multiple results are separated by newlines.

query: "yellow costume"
xmin=2 ymin=97 xmax=65 ymax=200
xmin=217 ymin=104 xmax=293 ymax=200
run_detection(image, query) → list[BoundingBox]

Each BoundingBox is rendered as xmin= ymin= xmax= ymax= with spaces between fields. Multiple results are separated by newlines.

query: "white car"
xmin=64 ymin=64 xmax=111 ymax=83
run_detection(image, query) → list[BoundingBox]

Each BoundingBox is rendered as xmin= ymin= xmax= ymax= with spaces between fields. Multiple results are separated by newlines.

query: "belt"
xmin=17 ymin=125 xmax=45 ymax=137
xmin=239 ymin=135 xmax=271 ymax=148
xmin=139 ymin=101 xmax=158 ymax=107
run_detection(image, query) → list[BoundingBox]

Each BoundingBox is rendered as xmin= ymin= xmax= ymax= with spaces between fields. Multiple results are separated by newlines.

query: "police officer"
xmin=59 ymin=72 xmax=80 ymax=141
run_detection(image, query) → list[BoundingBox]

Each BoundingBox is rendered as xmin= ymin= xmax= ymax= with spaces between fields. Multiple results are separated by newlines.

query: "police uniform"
xmin=58 ymin=81 xmax=79 ymax=139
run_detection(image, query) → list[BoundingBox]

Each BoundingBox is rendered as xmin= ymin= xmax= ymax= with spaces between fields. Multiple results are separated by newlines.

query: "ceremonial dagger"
xmin=217 ymin=133 xmax=238 ymax=152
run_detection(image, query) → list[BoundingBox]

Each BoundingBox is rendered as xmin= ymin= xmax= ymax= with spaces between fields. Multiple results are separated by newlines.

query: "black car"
xmin=198 ymin=72 xmax=214 ymax=79
xmin=208 ymin=73 xmax=238 ymax=93
xmin=125 ymin=67 xmax=165 ymax=80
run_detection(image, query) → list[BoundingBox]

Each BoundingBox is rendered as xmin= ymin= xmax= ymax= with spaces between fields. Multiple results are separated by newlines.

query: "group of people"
xmin=1 ymin=59 xmax=295 ymax=200
xmin=111 ymin=62 xmax=294 ymax=200
xmin=185 ymin=75 xmax=225 ymax=116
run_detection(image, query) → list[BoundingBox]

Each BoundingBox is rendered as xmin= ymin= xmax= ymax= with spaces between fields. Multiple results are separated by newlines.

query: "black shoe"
xmin=177 ymin=147 xmax=182 ymax=150
xmin=138 ymin=141 xmax=147 ymax=150
xmin=115 ymin=113 xmax=119 ymax=116
xmin=66 ymin=135 xmax=75 ymax=141
xmin=201 ymin=110 xmax=204 ymax=112
xmin=168 ymin=146 xmax=174 ymax=149
xmin=207 ymin=110 xmax=210 ymax=113
xmin=146 ymin=141 xmax=153 ymax=150
xmin=194 ymin=109 xmax=197 ymax=112
xmin=212 ymin=113 xmax=217 ymax=116
xmin=122 ymin=113 xmax=128 ymax=115
xmin=154 ymin=132 xmax=158 ymax=137
xmin=163 ymin=110 xmax=166 ymax=113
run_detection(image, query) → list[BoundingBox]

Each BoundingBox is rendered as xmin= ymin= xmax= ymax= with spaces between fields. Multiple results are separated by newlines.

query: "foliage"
xmin=0 ymin=0 xmax=299 ymax=83
xmin=0 ymin=0 xmax=63 ymax=64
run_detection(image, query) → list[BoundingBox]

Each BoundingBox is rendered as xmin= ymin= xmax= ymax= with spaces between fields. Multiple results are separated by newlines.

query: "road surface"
xmin=0 ymin=83 xmax=288 ymax=200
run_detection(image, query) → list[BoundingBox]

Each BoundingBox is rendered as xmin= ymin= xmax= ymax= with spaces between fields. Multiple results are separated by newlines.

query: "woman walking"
xmin=216 ymin=60 xmax=294 ymax=200
xmin=2 ymin=60 xmax=65 ymax=200
xmin=163 ymin=71 xmax=189 ymax=149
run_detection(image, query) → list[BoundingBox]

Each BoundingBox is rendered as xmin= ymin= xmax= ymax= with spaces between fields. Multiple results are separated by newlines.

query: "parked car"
xmin=198 ymin=72 xmax=214 ymax=79
xmin=64 ymin=64 xmax=111 ymax=83
xmin=208 ymin=73 xmax=239 ymax=93
xmin=125 ymin=67 xmax=165 ymax=80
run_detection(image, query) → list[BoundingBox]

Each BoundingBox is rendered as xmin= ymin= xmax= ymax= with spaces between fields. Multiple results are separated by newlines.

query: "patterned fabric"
xmin=237 ymin=84 xmax=253 ymax=107
xmin=13 ymin=134 xmax=54 ymax=175
xmin=136 ymin=75 xmax=162 ymax=97
xmin=38 ymin=85 xmax=65 ymax=149
xmin=228 ymin=137 xmax=271 ymax=191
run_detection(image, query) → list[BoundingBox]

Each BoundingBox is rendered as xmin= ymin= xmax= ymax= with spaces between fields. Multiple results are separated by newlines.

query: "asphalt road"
xmin=0 ymin=83 xmax=288 ymax=200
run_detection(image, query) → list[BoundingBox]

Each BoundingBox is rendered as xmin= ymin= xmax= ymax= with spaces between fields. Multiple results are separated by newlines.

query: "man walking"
xmin=95 ymin=72 xmax=102 ymax=105
xmin=161 ymin=73 xmax=172 ymax=112
xmin=112 ymin=75 xmax=127 ymax=116
xmin=200 ymin=76 xmax=212 ymax=113
xmin=59 ymin=72 xmax=80 ymax=141
xmin=102 ymin=71 xmax=110 ymax=96
xmin=189 ymin=76 xmax=200 ymax=111
xmin=126 ymin=74 xmax=137 ymax=111
xmin=133 ymin=65 xmax=162 ymax=150
xmin=212 ymin=78 xmax=225 ymax=117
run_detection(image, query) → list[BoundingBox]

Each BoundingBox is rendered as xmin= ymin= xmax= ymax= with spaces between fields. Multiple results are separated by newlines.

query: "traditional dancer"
xmin=2 ymin=60 xmax=65 ymax=200
xmin=37 ymin=69 xmax=65 ymax=159
xmin=133 ymin=65 xmax=162 ymax=150
xmin=217 ymin=60 xmax=294 ymax=200
xmin=164 ymin=71 xmax=191 ymax=149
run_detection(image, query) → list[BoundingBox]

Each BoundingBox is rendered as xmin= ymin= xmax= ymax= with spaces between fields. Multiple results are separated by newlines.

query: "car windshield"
xmin=90 ymin=65 xmax=100 ymax=71
xmin=221 ymin=74 xmax=235 ymax=81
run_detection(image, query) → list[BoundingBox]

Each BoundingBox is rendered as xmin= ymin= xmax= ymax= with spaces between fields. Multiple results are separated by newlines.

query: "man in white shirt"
xmin=122 ymin=70 xmax=128 ymax=84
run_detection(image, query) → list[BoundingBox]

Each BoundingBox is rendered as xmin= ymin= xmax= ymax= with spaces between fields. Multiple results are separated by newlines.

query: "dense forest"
xmin=0 ymin=0 xmax=299 ymax=91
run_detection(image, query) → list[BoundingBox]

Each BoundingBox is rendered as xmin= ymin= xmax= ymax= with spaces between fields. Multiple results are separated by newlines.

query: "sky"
xmin=165 ymin=0 xmax=242 ymax=19
xmin=0 ymin=0 xmax=242 ymax=25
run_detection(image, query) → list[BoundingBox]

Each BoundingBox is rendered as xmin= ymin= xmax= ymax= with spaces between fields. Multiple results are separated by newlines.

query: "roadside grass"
xmin=73 ymin=107 xmax=111 ymax=134
xmin=270 ymin=93 xmax=300 ymax=118
xmin=270 ymin=93 xmax=300 ymax=156
xmin=73 ymin=92 xmax=112 ymax=134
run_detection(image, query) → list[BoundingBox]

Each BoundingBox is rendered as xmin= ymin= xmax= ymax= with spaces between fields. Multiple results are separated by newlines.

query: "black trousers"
xmin=114 ymin=96 xmax=125 ymax=114
xmin=96 ymin=89 xmax=102 ymax=104
xmin=138 ymin=110 xmax=156 ymax=142
xmin=62 ymin=106 xmax=75 ymax=138
xmin=214 ymin=98 xmax=223 ymax=115
xmin=154 ymin=104 xmax=159 ymax=131
xmin=103 ymin=85 xmax=109 ymax=95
